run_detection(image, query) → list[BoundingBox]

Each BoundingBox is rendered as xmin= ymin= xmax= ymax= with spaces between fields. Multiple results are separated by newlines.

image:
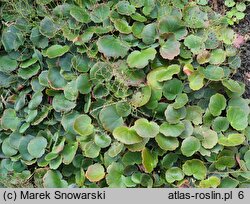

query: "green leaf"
xmin=182 ymin=159 xmax=207 ymax=180
xmin=183 ymin=4 xmax=208 ymax=28
xmin=90 ymin=3 xmax=110 ymax=23
xmin=188 ymin=71 xmax=204 ymax=91
xmin=219 ymin=177 xmax=239 ymax=188
xmin=39 ymin=17 xmax=57 ymax=38
xmin=0 ymin=55 xmax=18 ymax=73
xmin=131 ymin=12 xmax=147 ymax=22
xmin=160 ymin=122 xmax=185 ymax=137
xmin=61 ymin=111 xmax=80 ymax=135
xmin=30 ymin=27 xmax=48 ymax=48
xmin=18 ymin=64 xmax=40 ymax=79
xmin=141 ymin=23 xmax=157 ymax=44
xmin=114 ymin=19 xmax=132 ymax=34
xmin=8 ymin=132 xmax=22 ymax=149
xmin=227 ymin=107 xmax=248 ymax=131
xmin=27 ymin=137 xmax=48 ymax=158
xmin=181 ymin=136 xmax=201 ymax=157
xmin=165 ymin=167 xmax=184 ymax=183
xmin=116 ymin=101 xmax=131 ymax=117
xmin=126 ymin=138 xmax=149 ymax=152
xmin=71 ymin=55 xmax=91 ymax=73
xmin=133 ymin=118 xmax=159 ymax=138
xmin=20 ymin=57 xmax=38 ymax=68
xmin=122 ymin=151 xmax=142 ymax=166
xmin=199 ymin=176 xmax=220 ymax=188
xmin=49 ymin=155 xmax=62 ymax=170
xmin=116 ymin=1 xmax=136 ymax=16
xmin=97 ymin=35 xmax=130 ymax=58
xmin=218 ymin=134 xmax=245 ymax=146
xmin=46 ymin=45 xmax=70 ymax=58
xmin=28 ymin=91 xmax=43 ymax=110
xmin=158 ymin=15 xmax=187 ymax=40
xmin=184 ymin=35 xmax=205 ymax=54
xmin=1 ymin=27 xmax=24 ymax=51
xmin=212 ymin=117 xmax=229 ymax=132
xmin=196 ymin=127 xmax=218 ymax=149
xmin=186 ymin=106 xmax=204 ymax=125
xmin=48 ymin=67 xmax=67 ymax=90
xmin=73 ymin=114 xmax=94 ymax=137
xmin=106 ymin=162 xmax=126 ymax=187
xmin=2 ymin=138 xmax=18 ymax=157
xmin=1 ymin=109 xmax=21 ymax=131
xmin=64 ymin=80 xmax=78 ymax=101
xmin=94 ymin=133 xmax=111 ymax=148
xmin=86 ymin=163 xmax=105 ymax=182
xmin=165 ymin=105 xmax=186 ymax=124
xmin=127 ymin=48 xmax=156 ymax=69
xmin=225 ymin=0 xmax=235 ymax=7
xmin=62 ymin=142 xmax=78 ymax=165
xmin=197 ymin=50 xmax=211 ymax=64
xmin=157 ymin=65 xmax=181 ymax=82
xmin=203 ymin=65 xmax=224 ymax=81
xmin=108 ymin=141 xmax=124 ymax=158
xmin=209 ymin=49 xmax=226 ymax=65
xmin=43 ymin=170 xmax=68 ymax=188
xmin=76 ymin=74 xmax=92 ymax=94
xmin=99 ymin=105 xmax=124 ymax=132
xmin=147 ymin=65 xmax=180 ymax=90
xmin=244 ymin=150 xmax=250 ymax=170
xmin=155 ymin=134 xmax=179 ymax=151
xmin=160 ymin=36 xmax=180 ymax=60
xmin=209 ymin=93 xmax=227 ymax=116
xmin=215 ymin=152 xmax=235 ymax=170
xmin=222 ymin=79 xmax=243 ymax=93
xmin=162 ymin=78 xmax=183 ymax=100
xmin=70 ymin=6 xmax=90 ymax=23
xmin=84 ymin=141 xmax=101 ymax=159
xmin=132 ymin=22 xmax=144 ymax=38
xmin=173 ymin=93 xmax=188 ymax=109
xmin=52 ymin=94 xmax=76 ymax=112
xmin=113 ymin=126 xmax=143 ymax=145
xmin=142 ymin=147 xmax=158 ymax=173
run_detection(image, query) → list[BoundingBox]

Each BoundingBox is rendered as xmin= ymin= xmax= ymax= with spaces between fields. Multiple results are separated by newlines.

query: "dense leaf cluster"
xmin=0 ymin=0 xmax=249 ymax=188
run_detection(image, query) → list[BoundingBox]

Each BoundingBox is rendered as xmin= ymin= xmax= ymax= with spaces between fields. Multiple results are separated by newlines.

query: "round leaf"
xmin=182 ymin=159 xmax=207 ymax=180
xmin=86 ymin=163 xmax=105 ymax=182
xmin=181 ymin=136 xmax=201 ymax=157
xmin=127 ymin=48 xmax=156 ymax=69
xmin=43 ymin=170 xmax=68 ymax=188
xmin=160 ymin=36 xmax=180 ymax=60
xmin=165 ymin=167 xmax=184 ymax=183
xmin=0 ymin=55 xmax=18 ymax=73
xmin=113 ymin=126 xmax=143 ymax=145
xmin=99 ymin=105 xmax=124 ymax=132
xmin=97 ymin=35 xmax=130 ymax=58
xmin=27 ymin=137 xmax=48 ymax=158
xmin=227 ymin=107 xmax=248 ymax=131
xmin=209 ymin=93 xmax=227 ymax=116
xmin=155 ymin=134 xmax=179 ymax=151
xmin=52 ymin=94 xmax=76 ymax=112
xmin=160 ymin=122 xmax=185 ymax=137
xmin=133 ymin=118 xmax=159 ymax=138
xmin=73 ymin=114 xmax=94 ymax=137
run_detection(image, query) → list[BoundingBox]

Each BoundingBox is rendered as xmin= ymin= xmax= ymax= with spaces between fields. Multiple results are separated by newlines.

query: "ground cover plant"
xmin=0 ymin=0 xmax=249 ymax=188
